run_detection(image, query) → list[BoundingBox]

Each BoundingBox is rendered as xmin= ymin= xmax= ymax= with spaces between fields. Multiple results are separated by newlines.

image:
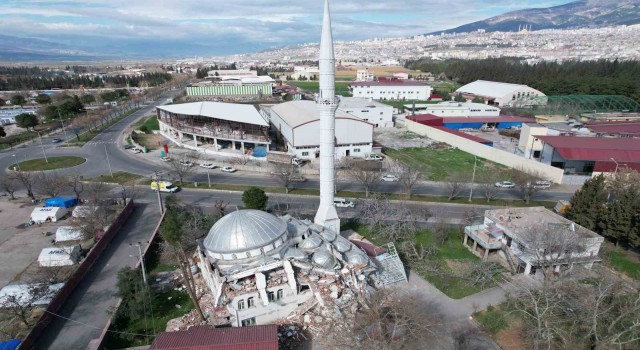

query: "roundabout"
xmin=8 ymin=156 xmax=86 ymax=171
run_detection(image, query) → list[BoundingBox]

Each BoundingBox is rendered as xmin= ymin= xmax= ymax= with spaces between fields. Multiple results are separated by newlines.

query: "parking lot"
xmin=0 ymin=198 xmax=68 ymax=288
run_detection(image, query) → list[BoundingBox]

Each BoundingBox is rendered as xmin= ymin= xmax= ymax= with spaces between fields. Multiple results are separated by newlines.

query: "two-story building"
xmin=348 ymin=78 xmax=432 ymax=101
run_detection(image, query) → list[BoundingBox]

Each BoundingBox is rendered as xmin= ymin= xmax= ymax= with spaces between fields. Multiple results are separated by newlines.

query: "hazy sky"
xmin=0 ymin=0 xmax=572 ymax=56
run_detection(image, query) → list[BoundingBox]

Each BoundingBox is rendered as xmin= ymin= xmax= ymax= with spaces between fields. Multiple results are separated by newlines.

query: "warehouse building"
xmin=404 ymin=101 xmax=500 ymax=117
xmin=456 ymin=80 xmax=545 ymax=107
xmin=348 ymin=78 xmax=432 ymax=100
xmin=186 ymin=80 xmax=273 ymax=97
xmin=156 ymin=102 xmax=270 ymax=156
xmin=338 ymin=97 xmax=394 ymax=127
xmin=265 ymin=100 xmax=373 ymax=160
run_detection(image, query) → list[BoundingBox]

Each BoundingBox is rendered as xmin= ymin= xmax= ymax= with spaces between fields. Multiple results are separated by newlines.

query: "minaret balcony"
xmin=316 ymin=96 xmax=340 ymax=105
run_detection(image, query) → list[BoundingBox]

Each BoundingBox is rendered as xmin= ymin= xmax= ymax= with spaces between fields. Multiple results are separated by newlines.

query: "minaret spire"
xmin=314 ymin=0 xmax=340 ymax=233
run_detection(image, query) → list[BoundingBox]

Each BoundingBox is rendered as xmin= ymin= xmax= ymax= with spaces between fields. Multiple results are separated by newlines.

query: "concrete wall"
xmin=405 ymin=119 xmax=564 ymax=183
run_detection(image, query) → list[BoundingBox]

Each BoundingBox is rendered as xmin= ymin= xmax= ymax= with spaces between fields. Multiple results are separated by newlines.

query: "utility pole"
xmin=12 ymin=154 xmax=21 ymax=171
xmin=57 ymin=109 xmax=68 ymax=140
xmin=104 ymin=144 xmax=113 ymax=178
xmin=38 ymin=132 xmax=49 ymax=163
xmin=207 ymin=167 xmax=211 ymax=188
xmin=154 ymin=171 xmax=164 ymax=214
xmin=469 ymin=156 xmax=477 ymax=202
xmin=129 ymin=242 xmax=148 ymax=284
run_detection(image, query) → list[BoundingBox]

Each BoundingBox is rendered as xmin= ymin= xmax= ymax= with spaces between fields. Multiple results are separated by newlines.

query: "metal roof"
xmin=441 ymin=116 xmax=532 ymax=123
xmin=586 ymin=121 xmax=640 ymax=135
xmin=312 ymin=248 xmax=335 ymax=268
xmin=339 ymin=97 xmax=391 ymax=109
xmin=432 ymin=126 xmax=493 ymax=144
xmin=203 ymin=210 xmax=288 ymax=255
xmin=456 ymin=80 xmax=541 ymax=98
xmin=149 ymin=325 xmax=278 ymax=350
xmin=157 ymin=102 xmax=268 ymax=127
xmin=269 ymin=100 xmax=364 ymax=128
xmin=348 ymin=79 xmax=428 ymax=87
xmin=537 ymin=136 xmax=640 ymax=162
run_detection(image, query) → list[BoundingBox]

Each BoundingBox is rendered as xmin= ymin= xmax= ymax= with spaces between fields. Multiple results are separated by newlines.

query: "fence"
xmin=405 ymin=119 xmax=565 ymax=183
xmin=18 ymin=200 xmax=135 ymax=350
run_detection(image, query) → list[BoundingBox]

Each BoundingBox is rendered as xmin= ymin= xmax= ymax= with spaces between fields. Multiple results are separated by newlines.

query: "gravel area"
xmin=374 ymin=126 xmax=435 ymax=149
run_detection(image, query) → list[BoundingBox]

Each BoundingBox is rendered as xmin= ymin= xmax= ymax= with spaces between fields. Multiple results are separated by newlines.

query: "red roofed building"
xmin=149 ymin=325 xmax=278 ymax=350
xmin=348 ymin=78 xmax=432 ymax=100
xmin=585 ymin=121 xmax=640 ymax=136
xmin=537 ymin=136 xmax=640 ymax=175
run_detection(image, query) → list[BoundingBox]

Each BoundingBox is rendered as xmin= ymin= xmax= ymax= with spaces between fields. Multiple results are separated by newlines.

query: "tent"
xmin=38 ymin=246 xmax=81 ymax=267
xmin=0 ymin=283 xmax=64 ymax=308
xmin=72 ymin=205 xmax=97 ymax=218
xmin=55 ymin=226 xmax=85 ymax=242
xmin=30 ymin=207 xmax=68 ymax=223
xmin=44 ymin=197 xmax=77 ymax=208
xmin=0 ymin=339 xmax=21 ymax=350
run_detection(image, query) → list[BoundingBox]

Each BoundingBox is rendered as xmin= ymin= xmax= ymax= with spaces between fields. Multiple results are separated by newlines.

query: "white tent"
xmin=38 ymin=246 xmax=81 ymax=267
xmin=0 ymin=283 xmax=64 ymax=308
xmin=55 ymin=226 xmax=85 ymax=242
xmin=31 ymin=207 xmax=68 ymax=223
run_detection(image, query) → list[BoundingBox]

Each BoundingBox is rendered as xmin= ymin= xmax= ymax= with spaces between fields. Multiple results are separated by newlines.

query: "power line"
xmin=44 ymin=310 xmax=153 ymax=338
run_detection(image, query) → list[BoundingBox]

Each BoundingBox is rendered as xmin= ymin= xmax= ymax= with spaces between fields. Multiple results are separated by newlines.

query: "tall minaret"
xmin=314 ymin=0 xmax=340 ymax=234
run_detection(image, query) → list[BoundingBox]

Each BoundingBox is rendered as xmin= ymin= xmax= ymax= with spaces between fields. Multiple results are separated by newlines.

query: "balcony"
xmin=464 ymin=224 xmax=503 ymax=250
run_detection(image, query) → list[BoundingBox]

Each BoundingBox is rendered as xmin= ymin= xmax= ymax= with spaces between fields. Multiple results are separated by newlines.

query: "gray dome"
xmin=299 ymin=235 xmax=323 ymax=250
xmin=283 ymin=247 xmax=308 ymax=260
xmin=332 ymin=237 xmax=352 ymax=253
xmin=312 ymin=248 xmax=336 ymax=268
xmin=320 ymin=229 xmax=337 ymax=242
xmin=345 ymin=251 xmax=369 ymax=265
xmin=203 ymin=210 xmax=288 ymax=255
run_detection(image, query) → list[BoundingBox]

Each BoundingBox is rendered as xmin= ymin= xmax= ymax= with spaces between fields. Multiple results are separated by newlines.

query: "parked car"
xmin=178 ymin=160 xmax=194 ymax=167
xmin=495 ymin=181 xmax=515 ymax=188
xmin=221 ymin=166 xmax=237 ymax=173
xmin=123 ymin=144 xmax=133 ymax=149
xmin=150 ymin=181 xmax=179 ymax=193
xmin=380 ymin=174 xmax=399 ymax=182
xmin=364 ymin=153 xmax=384 ymax=161
xmin=160 ymin=157 xmax=171 ymax=162
xmin=199 ymin=162 xmax=216 ymax=169
xmin=270 ymin=171 xmax=289 ymax=176
xmin=533 ymin=180 xmax=552 ymax=189
xmin=51 ymin=138 xmax=63 ymax=143
xmin=291 ymin=157 xmax=307 ymax=167
xmin=129 ymin=148 xmax=142 ymax=154
xmin=290 ymin=176 xmax=307 ymax=182
xmin=333 ymin=197 xmax=355 ymax=208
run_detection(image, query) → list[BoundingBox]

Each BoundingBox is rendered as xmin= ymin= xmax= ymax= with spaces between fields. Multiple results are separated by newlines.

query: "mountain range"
xmin=434 ymin=0 xmax=640 ymax=34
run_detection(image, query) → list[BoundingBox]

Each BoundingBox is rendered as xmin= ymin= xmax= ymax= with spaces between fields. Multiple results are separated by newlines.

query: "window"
xmin=302 ymin=151 xmax=309 ymax=156
xmin=241 ymin=317 xmax=256 ymax=327
xmin=353 ymin=148 xmax=360 ymax=153
xmin=248 ymin=297 xmax=255 ymax=308
xmin=237 ymin=299 xmax=245 ymax=310
xmin=277 ymin=289 xmax=284 ymax=300
xmin=380 ymin=112 xmax=383 ymax=115
xmin=267 ymin=291 xmax=275 ymax=302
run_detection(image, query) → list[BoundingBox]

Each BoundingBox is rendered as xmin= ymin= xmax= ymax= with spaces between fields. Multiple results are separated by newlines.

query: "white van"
xmin=151 ymin=181 xmax=179 ymax=193
xmin=333 ymin=197 xmax=354 ymax=208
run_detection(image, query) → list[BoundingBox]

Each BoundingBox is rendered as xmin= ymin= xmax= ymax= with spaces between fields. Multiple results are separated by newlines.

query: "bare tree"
xmin=0 ymin=176 xmax=19 ymax=199
xmin=67 ymin=172 xmax=85 ymax=202
xmin=165 ymin=152 xmax=199 ymax=185
xmin=8 ymin=170 xmax=35 ymax=200
xmin=359 ymin=193 xmax=392 ymax=235
xmin=392 ymin=161 xmax=422 ymax=199
xmin=2 ymin=284 xmax=51 ymax=327
xmin=476 ymin=168 xmax=501 ymax=202
xmin=213 ymin=200 xmax=229 ymax=217
xmin=444 ymin=172 xmax=467 ymax=201
xmin=341 ymin=159 xmax=380 ymax=197
xmin=35 ymin=171 xmax=69 ymax=198
xmin=270 ymin=163 xmax=297 ymax=194
xmin=606 ymin=167 xmax=640 ymax=200
xmin=510 ymin=168 xmax=546 ymax=204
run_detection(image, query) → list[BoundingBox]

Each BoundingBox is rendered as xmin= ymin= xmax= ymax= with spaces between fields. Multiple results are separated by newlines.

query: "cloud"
xmin=1 ymin=0 xmax=572 ymax=56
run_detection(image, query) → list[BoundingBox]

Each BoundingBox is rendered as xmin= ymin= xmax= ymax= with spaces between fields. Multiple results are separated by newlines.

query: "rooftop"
xmin=586 ymin=121 xmax=640 ymax=135
xmin=157 ymin=102 xmax=269 ymax=127
xmin=405 ymin=101 xmax=500 ymax=110
xmin=149 ymin=325 xmax=278 ymax=350
xmin=537 ymin=136 xmax=640 ymax=162
xmin=339 ymin=97 xmax=391 ymax=110
xmin=270 ymin=100 xmax=366 ymax=128
xmin=432 ymin=126 xmax=493 ymax=144
xmin=348 ymin=79 xmax=429 ymax=87
xmin=441 ymin=116 xmax=532 ymax=123
xmin=456 ymin=80 xmax=541 ymax=98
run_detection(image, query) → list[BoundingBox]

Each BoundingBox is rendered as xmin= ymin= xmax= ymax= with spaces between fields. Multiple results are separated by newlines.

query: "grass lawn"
xmin=86 ymin=171 xmax=141 ymax=185
xmin=431 ymin=81 xmax=462 ymax=93
xmin=103 ymin=289 xmax=194 ymax=349
xmin=602 ymin=244 xmax=640 ymax=279
xmin=287 ymin=81 xmax=351 ymax=96
xmin=385 ymin=147 xmax=497 ymax=181
xmin=11 ymin=156 xmax=86 ymax=171
xmin=134 ymin=115 xmax=159 ymax=131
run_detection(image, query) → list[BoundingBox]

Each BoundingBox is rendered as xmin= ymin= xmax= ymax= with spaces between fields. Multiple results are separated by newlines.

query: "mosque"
xmin=194 ymin=0 xmax=404 ymax=328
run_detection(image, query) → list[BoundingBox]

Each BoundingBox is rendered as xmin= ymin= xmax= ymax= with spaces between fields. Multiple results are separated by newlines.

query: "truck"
xmin=151 ymin=181 xmax=179 ymax=193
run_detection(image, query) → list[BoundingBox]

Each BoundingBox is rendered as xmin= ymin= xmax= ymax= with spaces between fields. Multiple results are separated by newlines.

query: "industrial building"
xmin=264 ymin=100 xmax=374 ymax=160
xmin=0 ymin=106 xmax=38 ymax=125
xmin=156 ymin=102 xmax=270 ymax=157
xmin=455 ymin=80 xmax=545 ymax=107
xmin=464 ymin=207 xmax=604 ymax=276
xmin=404 ymin=101 xmax=500 ymax=117
xmin=338 ymin=97 xmax=394 ymax=127
xmin=348 ymin=78 xmax=432 ymax=100
xmin=407 ymin=113 xmax=530 ymax=131
xmin=186 ymin=80 xmax=273 ymax=97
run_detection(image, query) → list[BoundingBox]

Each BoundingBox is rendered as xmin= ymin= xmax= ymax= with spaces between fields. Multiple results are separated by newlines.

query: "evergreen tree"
xmin=600 ymin=191 xmax=640 ymax=246
xmin=566 ymin=174 xmax=607 ymax=232
xmin=0 ymin=126 xmax=5 ymax=138
xmin=242 ymin=187 xmax=268 ymax=210
xmin=0 ymin=98 xmax=5 ymax=106
xmin=15 ymin=113 xmax=39 ymax=130
xmin=34 ymin=94 xmax=52 ymax=105
xmin=454 ymin=94 xmax=466 ymax=102
xmin=10 ymin=94 xmax=26 ymax=107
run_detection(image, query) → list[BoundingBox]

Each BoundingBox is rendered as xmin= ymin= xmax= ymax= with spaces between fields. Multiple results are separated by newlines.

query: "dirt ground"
xmin=374 ymin=127 xmax=435 ymax=149
xmin=494 ymin=318 xmax=529 ymax=350
xmin=135 ymin=132 xmax=168 ymax=151
xmin=2 ymin=124 xmax=29 ymax=137
xmin=0 ymin=198 xmax=73 ymax=288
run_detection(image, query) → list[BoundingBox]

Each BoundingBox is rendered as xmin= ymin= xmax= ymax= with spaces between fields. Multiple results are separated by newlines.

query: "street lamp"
xmin=610 ymin=157 xmax=619 ymax=174
xmin=37 ymin=132 xmax=49 ymax=163
xmin=469 ymin=156 xmax=477 ymax=202
xmin=129 ymin=242 xmax=148 ymax=284
xmin=57 ymin=109 xmax=68 ymax=140
xmin=12 ymin=154 xmax=21 ymax=171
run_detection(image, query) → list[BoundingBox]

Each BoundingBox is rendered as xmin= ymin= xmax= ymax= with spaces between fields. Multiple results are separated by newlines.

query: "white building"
xmin=455 ymin=80 xmax=545 ymax=107
xmin=338 ymin=97 xmax=394 ymax=128
xmin=348 ymin=79 xmax=431 ymax=100
xmin=207 ymin=69 xmax=257 ymax=80
xmin=0 ymin=106 xmax=38 ymax=125
xmin=264 ymin=100 xmax=373 ymax=160
xmin=464 ymin=207 xmax=604 ymax=276
xmin=291 ymin=66 xmax=320 ymax=80
xmin=355 ymin=68 xmax=375 ymax=82
xmin=404 ymin=101 xmax=500 ymax=118
xmin=518 ymin=123 xmax=549 ymax=159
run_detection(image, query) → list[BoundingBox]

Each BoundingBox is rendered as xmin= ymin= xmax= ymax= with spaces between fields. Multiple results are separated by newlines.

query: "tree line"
xmin=0 ymin=70 xmax=172 ymax=91
xmin=405 ymin=58 xmax=640 ymax=101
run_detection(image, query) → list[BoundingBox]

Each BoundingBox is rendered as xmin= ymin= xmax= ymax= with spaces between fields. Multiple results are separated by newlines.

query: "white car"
xmin=221 ymin=166 xmax=237 ymax=173
xmin=129 ymin=148 xmax=142 ymax=154
xmin=495 ymin=181 xmax=515 ymax=188
xmin=380 ymin=174 xmax=399 ymax=182
xmin=160 ymin=157 xmax=171 ymax=162
xmin=199 ymin=162 xmax=216 ymax=169
xmin=365 ymin=154 xmax=384 ymax=161
xmin=270 ymin=171 xmax=289 ymax=176
xmin=333 ymin=198 xmax=355 ymax=208
xmin=533 ymin=180 xmax=552 ymax=189
xmin=178 ymin=160 xmax=194 ymax=167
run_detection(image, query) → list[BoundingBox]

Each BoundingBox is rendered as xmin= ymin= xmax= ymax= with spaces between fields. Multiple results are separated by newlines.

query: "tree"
xmin=9 ymin=170 xmax=35 ymax=200
xmin=342 ymin=159 xmax=380 ymax=197
xmin=0 ymin=176 xmax=19 ymax=199
xmin=80 ymin=94 xmax=95 ymax=105
xmin=10 ymin=94 xmax=26 ymax=107
xmin=2 ymin=284 xmax=51 ymax=327
xmin=115 ymin=266 xmax=151 ymax=322
xmin=444 ymin=172 xmax=467 ymax=201
xmin=476 ymin=168 xmax=501 ymax=202
xmin=164 ymin=153 xmax=198 ymax=185
xmin=35 ymin=171 xmax=68 ymax=198
xmin=454 ymin=94 xmax=466 ymax=102
xmin=67 ymin=172 xmax=85 ymax=202
xmin=0 ymin=98 xmax=5 ymax=106
xmin=566 ymin=174 xmax=607 ymax=232
xmin=270 ymin=163 xmax=298 ymax=194
xmin=0 ymin=126 xmax=5 ymax=138
xmin=471 ymin=96 xmax=485 ymax=103
xmin=392 ymin=162 xmax=422 ymax=199
xmin=242 ymin=187 xmax=268 ymax=210
xmin=34 ymin=94 xmax=52 ymax=105
xmin=15 ymin=113 xmax=39 ymax=131
xmin=600 ymin=190 xmax=639 ymax=247
xmin=510 ymin=168 xmax=545 ymax=204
